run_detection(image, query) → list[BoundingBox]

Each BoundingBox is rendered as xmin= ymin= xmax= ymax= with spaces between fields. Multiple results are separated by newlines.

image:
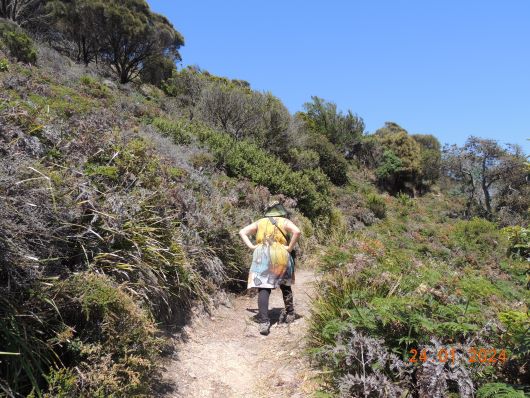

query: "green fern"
xmin=476 ymin=383 xmax=526 ymax=398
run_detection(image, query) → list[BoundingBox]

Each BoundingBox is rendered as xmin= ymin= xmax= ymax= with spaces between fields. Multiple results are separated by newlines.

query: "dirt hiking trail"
xmin=159 ymin=269 xmax=319 ymax=398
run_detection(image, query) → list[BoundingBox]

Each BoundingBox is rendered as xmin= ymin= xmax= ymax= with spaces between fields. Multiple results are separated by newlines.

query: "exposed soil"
xmin=158 ymin=269 xmax=319 ymax=398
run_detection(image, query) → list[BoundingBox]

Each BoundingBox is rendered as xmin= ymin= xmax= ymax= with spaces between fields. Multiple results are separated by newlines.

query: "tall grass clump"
xmin=0 ymin=20 xmax=37 ymax=63
xmin=42 ymin=273 xmax=161 ymax=397
xmin=366 ymin=192 xmax=386 ymax=219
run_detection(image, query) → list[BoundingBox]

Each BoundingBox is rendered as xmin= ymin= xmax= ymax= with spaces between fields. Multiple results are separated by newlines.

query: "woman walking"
xmin=238 ymin=201 xmax=301 ymax=335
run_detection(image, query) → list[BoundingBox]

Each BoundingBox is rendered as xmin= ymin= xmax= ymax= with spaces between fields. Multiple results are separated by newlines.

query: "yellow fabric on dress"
xmin=255 ymin=217 xmax=288 ymax=245
xmin=247 ymin=217 xmax=295 ymax=289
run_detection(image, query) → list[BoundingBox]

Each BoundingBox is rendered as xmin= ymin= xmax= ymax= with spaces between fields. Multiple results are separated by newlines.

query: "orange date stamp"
xmin=408 ymin=347 xmax=508 ymax=364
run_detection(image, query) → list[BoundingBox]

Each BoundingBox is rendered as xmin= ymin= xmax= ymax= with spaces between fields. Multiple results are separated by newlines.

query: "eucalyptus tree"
xmin=0 ymin=0 xmax=45 ymax=25
xmin=443 ymin=136 xmax=529 ymax=221
xmin=48 ymin=0 xmax=184 ymax=83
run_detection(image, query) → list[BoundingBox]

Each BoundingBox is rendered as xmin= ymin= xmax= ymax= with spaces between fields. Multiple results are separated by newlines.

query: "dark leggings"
xmin=257 ymin=285 xmax=294 ymax=323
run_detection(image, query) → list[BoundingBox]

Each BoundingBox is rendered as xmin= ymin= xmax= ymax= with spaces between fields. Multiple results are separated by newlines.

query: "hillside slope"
xmin=1 ymin=38 xmax=528 ymax=398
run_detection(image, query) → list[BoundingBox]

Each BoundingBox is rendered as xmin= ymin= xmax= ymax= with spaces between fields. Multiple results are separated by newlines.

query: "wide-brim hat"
xmin=264 ymin=200 xmax=288 ymax=217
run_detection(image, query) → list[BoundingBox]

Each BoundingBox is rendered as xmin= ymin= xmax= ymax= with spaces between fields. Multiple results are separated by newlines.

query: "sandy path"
xmin=158 ymin=269 xmax=318 ymax=398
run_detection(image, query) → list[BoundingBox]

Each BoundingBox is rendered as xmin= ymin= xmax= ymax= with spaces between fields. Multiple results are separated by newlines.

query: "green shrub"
xmin=476 ymin=383 xmax=526 ymax=398
xmin=51 ymin=273 xmax=161 ymax=396
xmin=189 ymin=151 xmax=215 ymax=170
xmin=0 ymin=57 xmax=9 ymax=71
xmin=80 ymin=75 xmax=97 ymax=86
xmin=307 ymin=133 xmax=349 ymax=185
xmin=288 ymin=147 xmax=320 ymax=171
xmin=152 ymin=117 xmax=192 ymax=144
xmin=79 ymin=75 xmax=110 ymax=98
xmin=0 ymin=20 xmax=37 ymax=63
xmin=154 ymin=119 xmax=333 ymax=220
xmin=366 ymin=193 xmax=386 ymax=219
xmin=498 ymin=310 xmax=530 ymax=360
xmin=42 ymin=368 xmax=77 ymax=398
xmin=451 ymin=217 xmax=508 ymax=256
xmin=502 ymin=226 xmax=530 ymax=259
xmin=375 ymin=149 xmax=402 ymax=180
xmin=84 ymin=164 xmax=119 ymax=180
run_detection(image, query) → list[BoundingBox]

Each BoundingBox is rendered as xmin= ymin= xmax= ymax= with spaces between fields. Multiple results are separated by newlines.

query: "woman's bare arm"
xmin=283 ymin=219 xmax=301 ymax=253
xmin=239 ymin=221 xmax=259 ymax=250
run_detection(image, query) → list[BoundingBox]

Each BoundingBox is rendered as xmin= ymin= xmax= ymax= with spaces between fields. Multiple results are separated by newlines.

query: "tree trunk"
xmin=481 ymin=157 xmax=492 ymax=216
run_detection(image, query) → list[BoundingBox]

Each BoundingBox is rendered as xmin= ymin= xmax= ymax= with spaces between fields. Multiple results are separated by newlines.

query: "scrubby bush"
xmin=0 ymin=19 xmax=37 ymax=63
xmin=153 ymin=119 xmax=333 ymax=220
xmin=413 ymin=133 xmax=441 ymax=192
xmin=47 ymin=273 xmax=161 ymax=396
xmin=0 ymin=57 xmax=8 ymax=71
xmin=152 ymin=117 xmax=192 ymax=144
xmin=502 ymin=226 xmax=530 ymax=260
xmin=306 ymin=133 xmax=349 ymax=185
xmin=199 ymin=80 xmax=265 ymax=140
xmin=310 ymin=192 xmax=529 ymax=397
xmin=162 ymin=66 xmax=206 ymax=120
xmin=366 ymin=192 xmax=386 ymax=219
xmin=287 ymin=147 xmax=320 ymax=171
xmin=450 ymin=217 xmax=507 ymax=256
xmin=140 ymin=54 xmax=176 ymax=86
xmin=376 ymin=149 xmax=402 ymax=182
xmin=374 ymin=123 xmax=424 ymax=195
xmin=302 ymin=96 xmax=365 ymax=158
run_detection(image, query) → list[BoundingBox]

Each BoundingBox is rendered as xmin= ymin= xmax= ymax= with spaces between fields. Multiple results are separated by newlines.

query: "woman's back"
xmin=255 ymin=217 xmax=289 ymax=246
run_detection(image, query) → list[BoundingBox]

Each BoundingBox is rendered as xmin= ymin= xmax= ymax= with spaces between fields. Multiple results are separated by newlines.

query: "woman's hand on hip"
xmin=283 ymin=245 xmax=291 ymax=252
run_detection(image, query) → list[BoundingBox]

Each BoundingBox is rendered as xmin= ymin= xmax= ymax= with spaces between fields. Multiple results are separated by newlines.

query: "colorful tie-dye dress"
xmin=247 ymin=217 xmax=295 ymax=289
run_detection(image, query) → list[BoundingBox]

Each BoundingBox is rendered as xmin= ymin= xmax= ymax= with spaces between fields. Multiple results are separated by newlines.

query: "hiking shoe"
xmin=285 ymin=312 xmax=296 ymax=324
xmin=279 ymin=309 xmax=296 ymax=324
xmin=258 ymin=321 xmax=270 ymax=335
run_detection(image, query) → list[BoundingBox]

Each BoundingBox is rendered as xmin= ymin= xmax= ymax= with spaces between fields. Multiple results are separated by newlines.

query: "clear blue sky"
xmin=148 ymin=0 xmax=530 ymax=154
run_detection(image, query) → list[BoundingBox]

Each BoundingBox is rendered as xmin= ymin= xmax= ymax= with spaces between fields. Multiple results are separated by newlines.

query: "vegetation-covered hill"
xmin=0 ymin=2 xmax=529 ymax=397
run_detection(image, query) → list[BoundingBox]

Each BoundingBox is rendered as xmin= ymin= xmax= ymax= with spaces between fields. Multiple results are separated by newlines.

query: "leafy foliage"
xmin=366 ymin=193 xmax=386 ymax=219
xmin=0 ymin=19 xmax=37 ymax=63
xmin=443 ymin=136 xmax=529 ymax=224
xmin=302 ymin=96 xmax=365 ymax=158
xmin=502 ymin=226 xmax=530 ymax=260
xmin=306 ymin=132 xmax=349 ymax=185
xmin=48 ymin=0 xmax=184 ymax=83
xmin=412 ymin=134 xmax=442 ymax=192
xmin=374 ymin=123 xmax=422 ymax=194
xmin=151 ymin=118 xmax=333 ymax=220
xmin=0 ymin=57 xmax=8 ymax=71
xmin=310 ymin=192 xmax=529 ymax=396
xmin=476 ymin=383 xmax=526 ymax=398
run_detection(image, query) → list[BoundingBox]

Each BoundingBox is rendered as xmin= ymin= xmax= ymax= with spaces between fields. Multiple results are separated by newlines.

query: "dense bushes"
xmin=502 ymin=226 xmax=530 ymax=261
xmin=302 ymin=96 xmax=365 ymax=158
xmin=0 ymin=60 xmax=258 ymax=395
xmin=151 ymin=117 xmax=333 ymax=221
xmin=309 ymin=196 xmax=529 ymax=397
xmin=306 ymin=133 xmax=349 ymax=185
xmin=45 ymin=273 xmax=161 ymax=396
xmin=0 ymin=19 xmax=37 ymax=63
